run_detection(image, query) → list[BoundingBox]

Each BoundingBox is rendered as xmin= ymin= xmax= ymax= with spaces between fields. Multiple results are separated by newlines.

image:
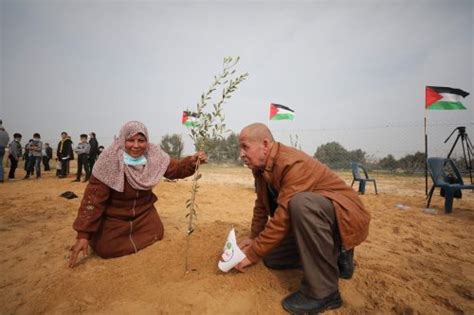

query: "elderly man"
xmin=236 ymin=123 xmax=370 ymax=314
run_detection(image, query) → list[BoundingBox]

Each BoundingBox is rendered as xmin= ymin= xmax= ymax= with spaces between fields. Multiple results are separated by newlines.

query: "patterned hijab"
xmin=92 ymin=121 xmax=170 ymax=192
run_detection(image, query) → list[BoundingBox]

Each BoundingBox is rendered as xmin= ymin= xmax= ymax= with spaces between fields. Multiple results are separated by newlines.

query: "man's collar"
xmin=263 ymin=142 xmax=279 ymax=172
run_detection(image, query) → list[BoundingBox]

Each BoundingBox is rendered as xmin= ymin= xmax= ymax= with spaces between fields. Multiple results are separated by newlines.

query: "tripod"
xmin=444 ymin=126 xmax=473 ymax=184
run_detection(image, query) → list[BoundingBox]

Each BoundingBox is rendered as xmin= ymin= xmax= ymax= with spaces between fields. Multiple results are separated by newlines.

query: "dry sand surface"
xmin=0 ymin=165 xmax=473 ymax=314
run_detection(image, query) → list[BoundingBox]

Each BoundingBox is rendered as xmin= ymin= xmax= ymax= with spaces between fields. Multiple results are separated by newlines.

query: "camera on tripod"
xmin=444 ymin=126 xmax=473 ymax=184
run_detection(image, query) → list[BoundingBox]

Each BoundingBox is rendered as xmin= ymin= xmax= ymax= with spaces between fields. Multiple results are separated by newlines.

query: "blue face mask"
xmin=123 ymin=152 xmax=147 ymax=166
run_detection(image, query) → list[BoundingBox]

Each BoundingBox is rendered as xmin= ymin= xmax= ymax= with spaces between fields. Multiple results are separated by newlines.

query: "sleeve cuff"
xmin=76 ymin=232 xmax=91 ymax=240
xmin=187 ymin=155 xmax=197 ymax=169
xmin=246 ymin=246 xmax=261 ymax=263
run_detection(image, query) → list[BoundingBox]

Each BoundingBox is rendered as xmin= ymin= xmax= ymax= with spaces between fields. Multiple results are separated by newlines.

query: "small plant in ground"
xmin=184 ymin=56 xmax=248 ymax=272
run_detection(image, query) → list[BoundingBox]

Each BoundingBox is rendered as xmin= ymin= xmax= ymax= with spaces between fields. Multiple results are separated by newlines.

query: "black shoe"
xmin=282 ymin=290 xmax=342 ymax=314
xmin=72 ymin=179 xmax=80 ymax=182
xmin=338 ymin=248 xmax=354 ymax=280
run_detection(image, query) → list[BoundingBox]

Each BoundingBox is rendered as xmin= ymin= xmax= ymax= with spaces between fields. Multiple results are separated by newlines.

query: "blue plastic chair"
xmin=426 ymin=157 xmax=474 ymax=213
xmin=351 ymin=162 xmax=378 ymax=195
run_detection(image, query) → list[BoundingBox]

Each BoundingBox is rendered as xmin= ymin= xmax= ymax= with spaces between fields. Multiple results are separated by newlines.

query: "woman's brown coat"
xmin=73 ymin=157 xmax=196 ymax=258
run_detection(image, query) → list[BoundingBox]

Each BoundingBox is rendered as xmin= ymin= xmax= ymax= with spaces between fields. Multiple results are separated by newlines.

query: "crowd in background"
xmin=0 ymin=119 xmax=104 ymax=183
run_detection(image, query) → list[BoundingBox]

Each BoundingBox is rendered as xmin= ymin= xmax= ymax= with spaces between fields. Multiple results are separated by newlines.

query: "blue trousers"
xmin=26 ymin=156 xmax=41 ymax=178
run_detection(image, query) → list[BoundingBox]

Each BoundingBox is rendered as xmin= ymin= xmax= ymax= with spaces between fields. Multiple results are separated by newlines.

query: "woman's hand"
xmin=193 ymin=151 xmax=208 ymax=165
xmin=69 ymin=238 xmax=89 ymax=268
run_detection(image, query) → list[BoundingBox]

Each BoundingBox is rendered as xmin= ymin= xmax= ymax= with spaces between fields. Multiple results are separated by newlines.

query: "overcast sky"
xmin=1 ymin=0 xmax=472 ymax=158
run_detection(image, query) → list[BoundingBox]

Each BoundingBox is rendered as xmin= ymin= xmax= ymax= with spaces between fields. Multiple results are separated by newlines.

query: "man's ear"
xmin=262 ymin=138 xmax=271 ymax=151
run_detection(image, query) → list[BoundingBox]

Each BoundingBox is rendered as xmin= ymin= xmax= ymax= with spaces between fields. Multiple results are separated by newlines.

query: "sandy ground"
xmin=0 ymin=164 xmax=473 ymax=314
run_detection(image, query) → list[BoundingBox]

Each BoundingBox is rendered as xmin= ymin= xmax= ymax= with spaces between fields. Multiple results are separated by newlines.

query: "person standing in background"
xmin=23 ymin=140 xmax=32 ymax=174
xmin=57 ymin=132 xmax=73 ymax=178
xmin=8 ymin=133 xmax=22 ymax=180
xmin=73 ymin=134 xmax=91 ymax=182
xmin=42 ymin=143 xmax=53 ymax=171
xmin=88 ymin=132 xmax=99 ymax=171
xmin=0 ymin=120 xmax=10 ymax=183
xmin=66 ymin=137 xmax=74 ymax=175
xmin=24 ymin=133 xmax=43 ymax=179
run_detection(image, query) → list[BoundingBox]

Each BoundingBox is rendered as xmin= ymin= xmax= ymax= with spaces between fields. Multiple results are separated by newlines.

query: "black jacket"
xmin=45 ymin=146 xmax=53 ymax=159
xmin=57 ymin=138 xmax=73 ymax=159
xmin=89 ymin=137 xmax=99 ymax=159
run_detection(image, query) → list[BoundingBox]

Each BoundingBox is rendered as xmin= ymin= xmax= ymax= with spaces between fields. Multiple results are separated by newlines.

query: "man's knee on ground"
xmin=262 ymin=256 xmax=276 ymax=269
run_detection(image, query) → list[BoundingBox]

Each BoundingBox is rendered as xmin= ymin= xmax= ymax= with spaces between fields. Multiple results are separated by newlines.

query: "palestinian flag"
xmin=425 ymin=86 xmax=469 ymax=110
xmin=182 ymin=111 xmax=198 ymax=127
xmin=269 ymin=103 xmax=295 ymax=120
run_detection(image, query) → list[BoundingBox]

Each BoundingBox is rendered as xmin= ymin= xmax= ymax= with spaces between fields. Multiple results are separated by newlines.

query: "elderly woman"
xmin=69 ymin=121 xmax=206 ymax=267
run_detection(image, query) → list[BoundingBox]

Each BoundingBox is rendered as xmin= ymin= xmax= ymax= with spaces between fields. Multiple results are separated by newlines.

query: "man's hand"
xmin=69 ymin=238 xmax=89 ymax=268
xmin=235 ymin=257 xmax=253 ymax=273
xmin=238 ymin=238 xmax=253 ymax=251
xmin=234 ymin=238 xmax=255 ymax=272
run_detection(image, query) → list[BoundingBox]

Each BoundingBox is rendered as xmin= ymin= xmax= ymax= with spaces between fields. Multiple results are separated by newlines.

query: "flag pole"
xmin=424 ymin=110 xmax=428 ymax=195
